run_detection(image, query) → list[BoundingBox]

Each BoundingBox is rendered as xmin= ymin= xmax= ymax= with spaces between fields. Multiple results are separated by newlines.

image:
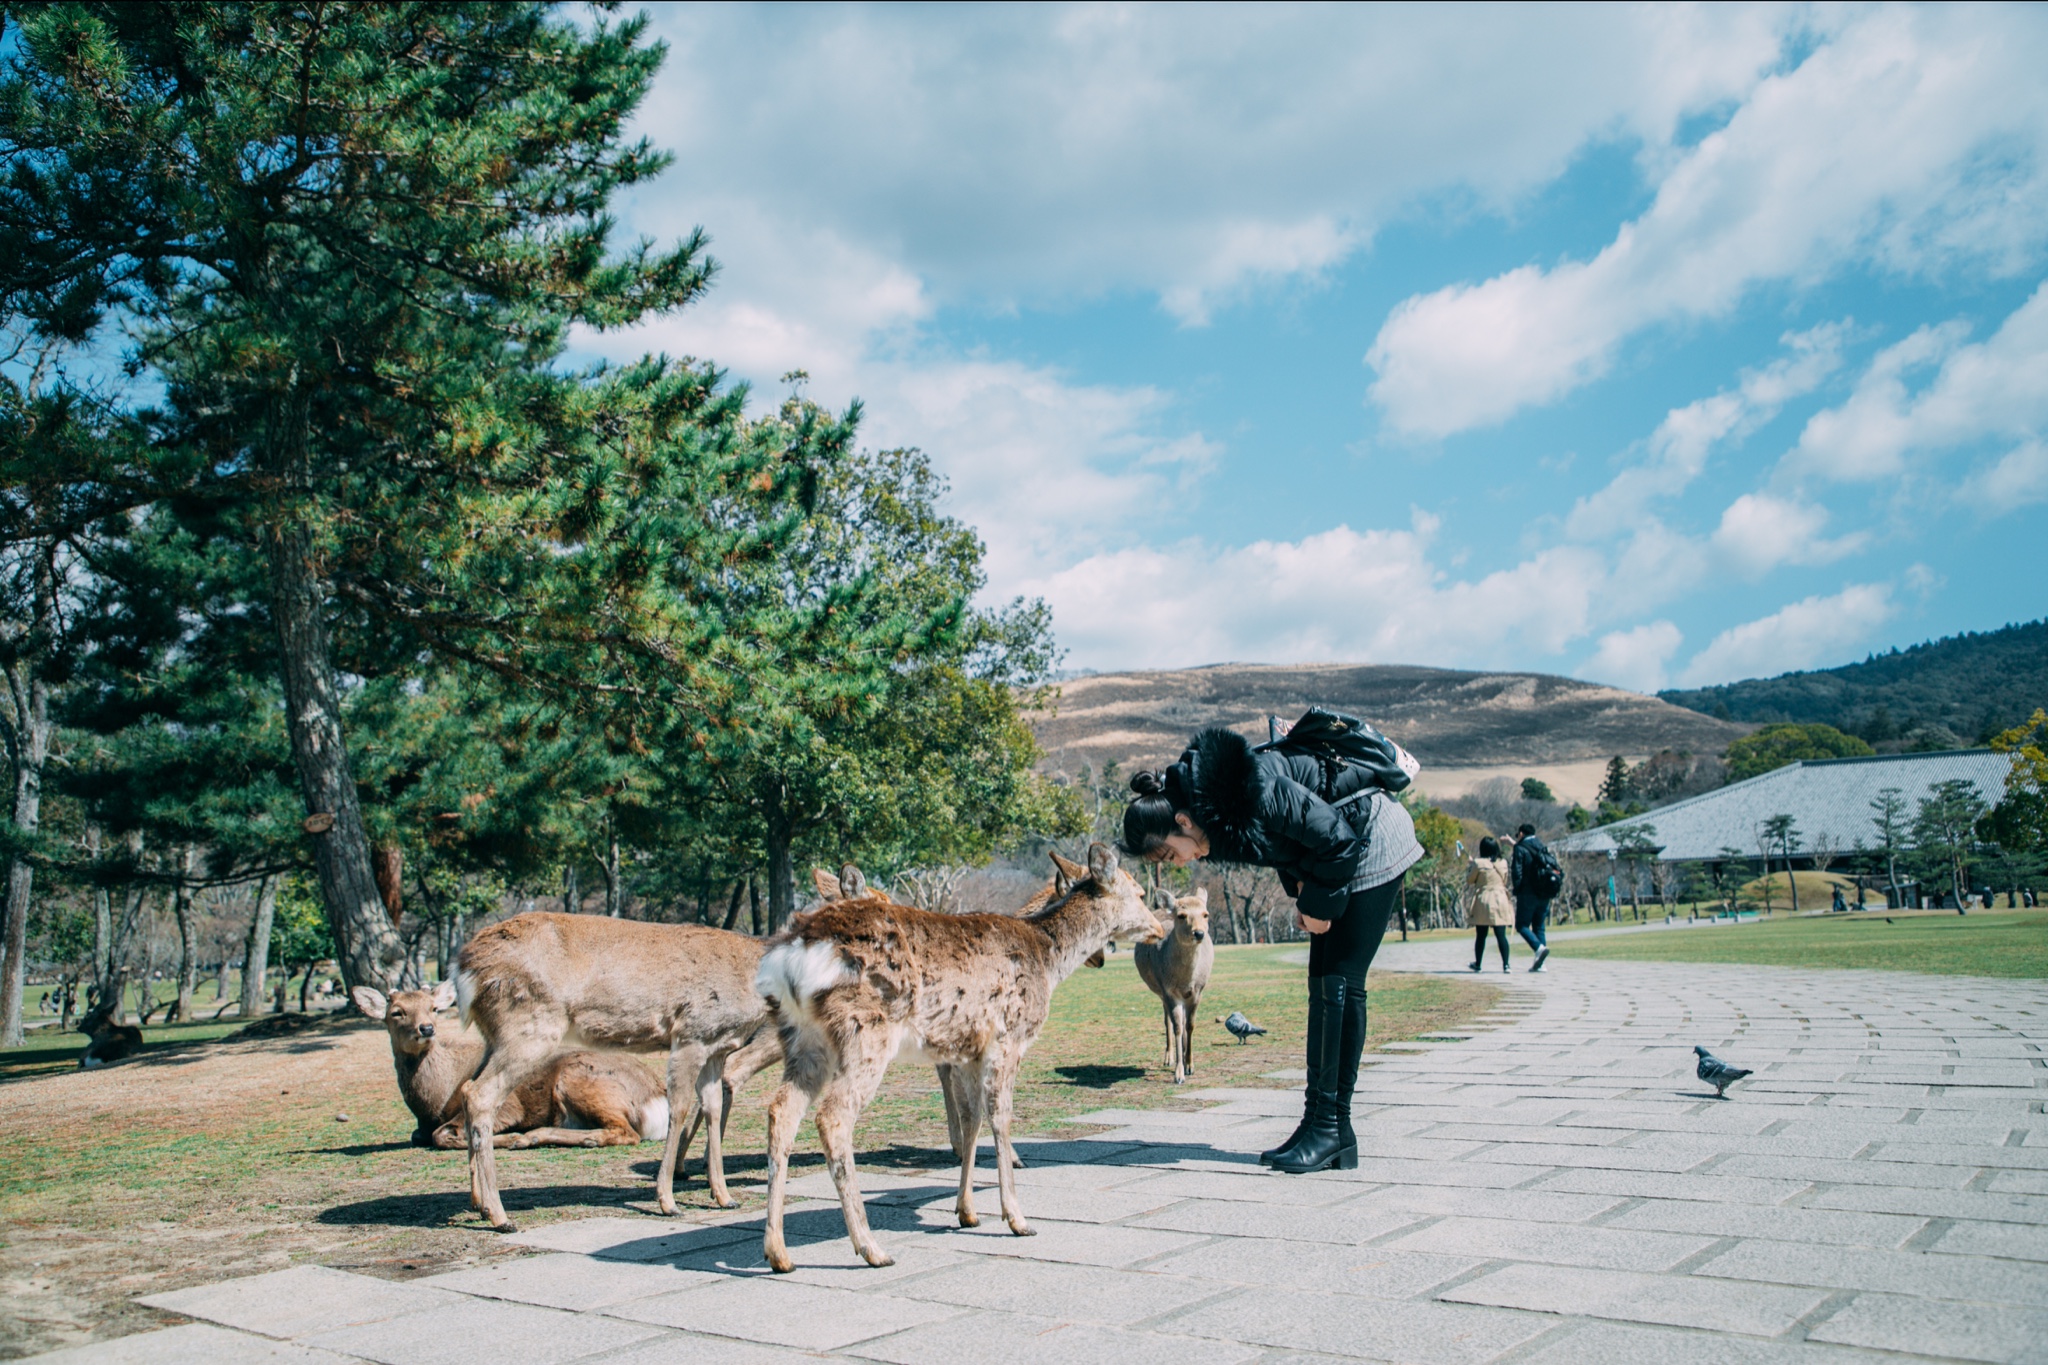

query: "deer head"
xmin=1084 ymin=843 xmax=1165 ymax=945
xmin=353 ymin=980 xmax=456 ymax=1057
xmin=1171 ymin=888 xmax=1210 ymax=942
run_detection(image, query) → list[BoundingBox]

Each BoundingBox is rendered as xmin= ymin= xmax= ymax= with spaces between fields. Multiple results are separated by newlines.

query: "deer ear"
xmin=1150 ymin=887 xmax=1174 ymax=911
xmin=431 ymin=979 xmax=457 ymax=1011
xmin=839 ymin=864 xmax=867 ymax=897
xmin=351 ymin=986 xmax=388 ymax=1021
xmin=1048 ymin=851 xmax=1087 ymax=880
xmin=1087 ymin=842 xmax=1118 ymax=883
xmin=812 ymin=868 xmax=842 ymax=900
xmin=1082 ymin=949 xmax=1105 ymax=968
xmin=1191 ymin=888 xmax=1208 ymax=910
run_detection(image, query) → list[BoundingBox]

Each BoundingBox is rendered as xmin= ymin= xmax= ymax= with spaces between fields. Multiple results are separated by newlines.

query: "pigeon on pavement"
xmin=1219 ymin=1011 xmax=1267 ymax=1044
xmin=1694 ymin=1045 xmax=1753 ymax=1098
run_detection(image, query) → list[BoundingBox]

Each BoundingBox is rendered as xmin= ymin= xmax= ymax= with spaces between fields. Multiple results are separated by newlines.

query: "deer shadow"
xmin=318 ymin=1183 xmax=648 ymax=1229
xmin=1053 ymin=1064 xmax=1146 ymax=1088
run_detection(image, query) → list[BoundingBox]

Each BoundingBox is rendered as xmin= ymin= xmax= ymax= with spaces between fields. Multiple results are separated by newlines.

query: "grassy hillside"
xmin=1659 ymin=618 xmax=2048 ymax=748
xmin=1036 ymin=662 xmax=1751 ymax=780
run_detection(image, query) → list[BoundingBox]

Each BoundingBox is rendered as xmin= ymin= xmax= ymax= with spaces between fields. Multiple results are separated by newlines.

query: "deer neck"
xmin=397 ymin=1035 xmax=484 ymax=1127
xmin=1036 ymin=892 xmax=1130 ymax=984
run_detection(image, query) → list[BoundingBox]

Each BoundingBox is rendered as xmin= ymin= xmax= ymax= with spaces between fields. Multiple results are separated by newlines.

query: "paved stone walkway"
xmin=29 ymin=928 xmax=2048 ymax=1365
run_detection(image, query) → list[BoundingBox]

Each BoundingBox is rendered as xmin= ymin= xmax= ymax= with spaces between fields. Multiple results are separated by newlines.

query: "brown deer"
xmin=1134 ymin=887 xmax=1214 ymax=1085
xmin=452 ymin=916 xmax=781 ymax=1231
xmin=352 ymin=982 xmax=669 ymax=1149
xmin=755 ymin=843 xmax=1162 ymax=1272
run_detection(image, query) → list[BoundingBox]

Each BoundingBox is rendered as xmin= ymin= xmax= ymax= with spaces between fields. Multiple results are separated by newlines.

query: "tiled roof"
xmin=1553 ymin=749 xmax=2015 ymax=862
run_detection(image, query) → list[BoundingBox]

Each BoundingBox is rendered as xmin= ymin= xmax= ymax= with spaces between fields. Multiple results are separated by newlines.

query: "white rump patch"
xmin=755 ymin=939 xmax=853 ymax=1020
xmin=454 ymin=968 xmax=477 ymax=1029
xmin=638 ymin=1097 xmax=671 ymax=1143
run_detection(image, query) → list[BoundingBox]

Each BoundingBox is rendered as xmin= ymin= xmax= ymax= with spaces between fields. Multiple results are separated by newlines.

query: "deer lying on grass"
xmin=353 ymin=982 xmax=669 ymax=1150
xmin=755 ymin=842 xmax=1162 ymax=1272
xmin=453 ymin=915 xmax=781 ymax=1231
xmin=1134 ymin=887 xmax=1214 ymax=1085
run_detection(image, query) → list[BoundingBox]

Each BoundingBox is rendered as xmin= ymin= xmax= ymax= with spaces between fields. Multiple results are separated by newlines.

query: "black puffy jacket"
xmin=1169 ymin=727 xmax=1375 ymax=921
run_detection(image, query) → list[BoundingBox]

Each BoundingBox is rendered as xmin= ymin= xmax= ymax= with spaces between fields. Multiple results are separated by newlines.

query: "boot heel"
xmin=1336 ymin=1146 xmax=1358 ymax=1170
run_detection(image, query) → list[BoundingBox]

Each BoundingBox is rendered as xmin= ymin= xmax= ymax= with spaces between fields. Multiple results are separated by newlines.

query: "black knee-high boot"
xmin=1259 ymin=981 xmax=1323 ymax=1167
xmin=1335 ymin=984 xmax=1366 ymax=1156
xmin=1271 ymin=976 xmax=1357 ymax=1174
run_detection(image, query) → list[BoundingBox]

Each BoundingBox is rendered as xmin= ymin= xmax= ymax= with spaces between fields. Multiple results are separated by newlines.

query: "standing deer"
xmin=1134 ymin=887 xmax=1214 ymax=1084
xmin=453 ymin=916 xmax=782 ymax=1231
xmin=754 ymin=843 xmax=1162 ymax=1272
xmin=352 ymin=982 xmax=669 ymax=1149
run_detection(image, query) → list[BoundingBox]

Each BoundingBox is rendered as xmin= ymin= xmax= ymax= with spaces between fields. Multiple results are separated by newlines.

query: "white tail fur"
xmin=638 ymin=1096 xmax=671 ymax=1143
xmin=453 ymin=967 xmax=476 ymax=1029
xmin=755 ymin=939 xmax=852 ymax=1020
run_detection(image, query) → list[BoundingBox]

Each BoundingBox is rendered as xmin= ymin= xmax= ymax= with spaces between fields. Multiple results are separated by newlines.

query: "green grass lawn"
xmin=1550 ymin=908 xmax=2048 ymax=978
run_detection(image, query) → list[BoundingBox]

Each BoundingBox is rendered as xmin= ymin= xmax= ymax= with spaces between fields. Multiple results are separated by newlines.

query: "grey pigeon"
xmin=1694 ymin=1045 xmax=1752 ymax=1098
xmin=1219 ymin=1011 xmax=1266 ymax=1044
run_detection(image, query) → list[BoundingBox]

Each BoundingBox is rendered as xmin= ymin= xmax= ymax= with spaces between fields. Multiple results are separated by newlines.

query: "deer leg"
xmin=762 ymin=1079 xmax=812 ymax=1274
xmin=1160 ymin=999 xmax=1176 ymax=1071
xmin=656 ymin=1040 xmax=709 ymax=1216
xmin=463 ymin=1034 xmax=559 ymax=1232
xmin=984 ymin=1055 xmax=1032 ymax=1237
xmin=694 ymin=1051 xmax=737 ymax=1209
xmin=947 ymin=1063 xmax=985 ymax=1228
xmin=935 ymin=1062 xmax=963 ymax=1159
xmin=1177 ymin=998 xmax=1194 ymax=1081
xmin=816 ymin=1076 xmax=892 ymax=1268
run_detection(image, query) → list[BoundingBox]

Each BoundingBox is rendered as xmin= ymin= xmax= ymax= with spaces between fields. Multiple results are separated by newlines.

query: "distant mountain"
xmin=1033 ymin=663 xmax=1751 ymax=804
xmin=1658 ymin=618 xmax=2048 ymax=748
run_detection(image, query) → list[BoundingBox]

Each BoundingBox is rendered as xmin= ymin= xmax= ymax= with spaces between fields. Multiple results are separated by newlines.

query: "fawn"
xmin=1134 ymin=887 xmax=1214 ymax=1084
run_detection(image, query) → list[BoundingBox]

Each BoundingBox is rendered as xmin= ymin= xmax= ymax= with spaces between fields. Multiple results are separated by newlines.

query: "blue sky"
xmin=579 ymin=3 xmax=2048 ymax=690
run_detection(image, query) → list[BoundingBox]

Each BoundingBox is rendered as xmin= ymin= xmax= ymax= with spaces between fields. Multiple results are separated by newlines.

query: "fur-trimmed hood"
xmin=1175 ymin=727 xmax=1273 ymax=865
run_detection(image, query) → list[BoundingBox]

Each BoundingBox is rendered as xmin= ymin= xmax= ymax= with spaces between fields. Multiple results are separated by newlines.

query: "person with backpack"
xmin=1121 ymin=711 xmax=1423 ymax=1175
xmin=1508 ymin=822 xmax=1558 ymax=970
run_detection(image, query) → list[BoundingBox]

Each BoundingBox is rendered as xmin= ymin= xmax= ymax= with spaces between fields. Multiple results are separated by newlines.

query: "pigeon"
xmin=1219 ymin=1011 xmax=1267 ymax=1044
xmin=1694 ymin=1045 xmax=1752 ymax=1098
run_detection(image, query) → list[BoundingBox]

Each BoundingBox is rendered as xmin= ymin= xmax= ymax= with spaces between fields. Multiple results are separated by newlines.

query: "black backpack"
xmin=1523 ymin=841 xmax=1565 ymax=898
xmin=1254 ymin=707 xmax=1421 ymax=811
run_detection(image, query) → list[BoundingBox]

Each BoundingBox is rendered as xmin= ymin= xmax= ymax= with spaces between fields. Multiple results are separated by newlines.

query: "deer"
xmin=352 ymin=981 xmax=672 ymax=1150
xmin=1133 ymin=887 xmax=1214 ymax=1085
xmin=754 ymin=842 xmax=1163 ymax=1273
xmin=452 ymin=915 xmax=782 ymax=1231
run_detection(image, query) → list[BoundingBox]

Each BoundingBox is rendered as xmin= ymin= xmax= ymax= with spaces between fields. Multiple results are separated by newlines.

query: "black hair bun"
xmin=1129 ymin=770 xmax=1165 ymax=797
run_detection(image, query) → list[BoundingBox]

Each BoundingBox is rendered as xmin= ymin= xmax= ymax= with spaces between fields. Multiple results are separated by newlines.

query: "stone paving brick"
xmin=1713 ymin=1153 xmax=1980 ymax=1188
xmin=137 ymin=1266 xmax=465 ymax=1340
xmin=1803 ymin=1183 xmax=2048 ymax=1222
xmin=1129 ymin=1195 xmax=1426 ymax=1244
xmin=1532 ymin=1167 xmax=1815 ymax=1206
xmin=1600 ymin=1197 xmax=1929 ymax=1248
xmin=1354 ymin=1183 xmax=1626 ymax=1225
xmin=1142 ymin=1237 xmax=1480 ymax=1300
xmin=1807 ymin=1291 xmax=2048 ymax=1363
xmin=1110 ymin=1167 xmax=1365 ymax=1206
xmin=418 ymin=1253 xmax=718 ymax=1311
xmin=577 ymin=1331 xmax=827 ymax=1364
xmin=1929 ymin=1218 xmax=2048 ymax=1260
xmin=914 ymin=1215 xmax=1207 ymax=1267
xmin=1378 ymin=1214 xmax=1717 ymax=1270
xmin=1166 ymin=1285 xmax=1552 ymax=1362
xmin=18 ymin=1325 xmax=358 ymax=1365
xmin=604 ymin=1279 xmax=961 ymax=1351
xmin=1441 ymin=1262 xmax=1828 ymax=1335
xmin=1510 ymin=1321 xmax=1897 ymax=1365
xmin=845 ymin=1309 xmax=1263 ymax=1365
xmin=302 ymin=1298 xmax=665 ymax=1365
xmin=1695 ymin=1238 xmax=2048 ymax=1306
xmin=884 ymin=1258 xmax=1221 ymax=1325
xmin=503 ymin=1215 xmax=759 ymax=1261
xmin=663 ymin=1227 xmax=966 ymax=1289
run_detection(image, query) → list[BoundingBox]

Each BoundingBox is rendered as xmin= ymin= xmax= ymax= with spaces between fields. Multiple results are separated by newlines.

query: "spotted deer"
xmin=353 ymin=981 xmax=670 ymax=1149
xmin=1133 ymin=888 xmax=1214 ymax=1085
xmin=453 ymin=915 xmax=782 ymax=1230
xmin=754 ymin=843 xmax=1163 ymax=1272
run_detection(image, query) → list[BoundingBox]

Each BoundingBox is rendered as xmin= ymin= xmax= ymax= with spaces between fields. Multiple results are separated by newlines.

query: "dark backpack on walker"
xmin=1255 ymin=707 xmax=1422 ymax=813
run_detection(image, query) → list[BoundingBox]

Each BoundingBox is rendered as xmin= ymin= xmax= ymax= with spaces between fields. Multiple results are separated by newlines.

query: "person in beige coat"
xmin=1465 ymin=837 xmax=1515 ymax=973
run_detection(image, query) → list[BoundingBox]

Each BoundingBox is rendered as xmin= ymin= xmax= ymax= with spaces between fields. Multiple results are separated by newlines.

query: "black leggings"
xmin=1473 ymin=925 xmax=1509 ymax=965
xmin=1307 ymin=874 xmax=1403 ymax=988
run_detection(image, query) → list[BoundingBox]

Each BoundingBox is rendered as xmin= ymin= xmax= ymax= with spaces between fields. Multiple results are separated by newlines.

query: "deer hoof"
xmin=860 ymin=1246 xmax=896 ymax=1268
xmin=1007 ymin=1220 xmax=1035 ymax=1238
xmin=957 ymin=1207 xmax=980 ymax=1228
xmin=766 ymin=1250 xmax=795 ymax=1274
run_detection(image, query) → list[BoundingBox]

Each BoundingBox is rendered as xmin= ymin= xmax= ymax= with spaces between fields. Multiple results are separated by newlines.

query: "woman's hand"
xmin=1295 ymin=912 xmax=1331 ymax=935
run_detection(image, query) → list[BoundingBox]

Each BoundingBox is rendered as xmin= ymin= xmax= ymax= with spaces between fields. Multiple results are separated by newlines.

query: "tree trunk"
xmin=1 ymin=651 xmax=51 ymax=1047
xmin=602 ymin=816 xmax=622 ymax=918
xmin=765 ymin=805 xmax=795 ymax=934
xmin=372 ymin=844 xmax=403 ymax=924
xmin=747 ymin=877 xmax=762 ymax=936
xmin=241 ymin=875 xmax=277 ymax=1019
xmin=719 ymin=881 xmax=744 ymax=932
xmin=1786 ymin=848 xmax=1801 ymax=913
xmin=562 ymin=862 xmax=578 ymax=914
xmin=299 ymin=963 xmax=314 ymax=1013
xmin=170 ymin=847 xmax=198 ymax=1023
xmin=269 ymin=517 xmax=404 ymax=990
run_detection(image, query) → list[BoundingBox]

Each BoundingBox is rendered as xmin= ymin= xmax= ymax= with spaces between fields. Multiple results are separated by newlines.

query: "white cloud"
xmin=1710 ymin=493 xmax=1866 ymax=577
xmin=1792 ymin=281 xmax=2048 ymax=487
xmin=635 ymin=4 xmax=1794 ymax=322
xmin=1678 ymin=583 xmax=1896 ymax=686
xmin=1960 ymin=438 xmax=2048 ymax=509
xmin=1022 ymin=520 xmax=1608 ymax=672
xmin=1366 ymin=6 xmax=2048 ymax=436
xmin=1582 ymin=621 xmax=1684 ymax=693
xmin=1565 ymin=323 xmax=1847 ymax=539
